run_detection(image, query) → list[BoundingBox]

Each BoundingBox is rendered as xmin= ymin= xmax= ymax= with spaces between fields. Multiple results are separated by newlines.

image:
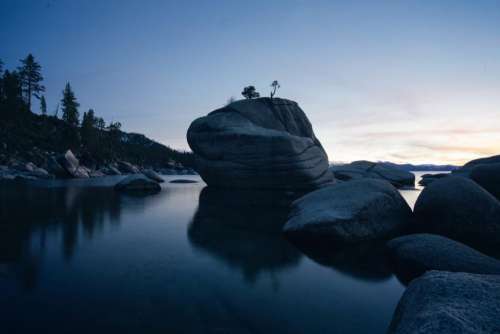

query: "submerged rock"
xmin=414 ymin=176 xmax=500 ymax=254
xmin=187 ymin=97 xmax=333 ymax=190
xmin=142 ymin=169 xmax=164 ymax=183
xmin=470 ymin=162 xmax=500 ymax=200
xmin=114 ymin=174 xmax=161 ymax=192
xmin=388 ymin=271 xmax=500 ymax=334
xmin=330 ymin=161 xmax=415 ymax=188
xmin=169 ymin=179 xmax=198 ymax=184
xmin=387 ymin=234 xmax=500 ymax=284
xmin=283 ymin=179 xmax=412 ymax=244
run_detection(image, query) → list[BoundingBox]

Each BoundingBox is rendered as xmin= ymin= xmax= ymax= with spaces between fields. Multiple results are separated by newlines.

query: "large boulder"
xmin=418 ymin=173 xmax=448 ymax=187
xmin=114 ymin=174 xmax=161 ymax=192
xmin=283 ymin=179 xmax=412 ymax=244
xmin=414 ymin=176 xmax=500 ymax=254
xmin=186 ymin=97 xmax=333 ymax=190
xmin=56 ymin=150 xmax=89 ymax=178
xmin=330 ymin=161 xmax=415 ymax=188
xmin=470 ymin=162 xmax=500 ymax=200
xmin=387 ymin=271 xmax=500 ymax=334
xmin=451 ymin=154 xmax=500 ymax=177
xmin=387 ymin=234 xmax=500 ymax=284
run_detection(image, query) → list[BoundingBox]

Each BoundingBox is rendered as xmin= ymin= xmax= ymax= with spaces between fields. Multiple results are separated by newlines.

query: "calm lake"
xmin=0 ymin=173 xmax=434 ymax=334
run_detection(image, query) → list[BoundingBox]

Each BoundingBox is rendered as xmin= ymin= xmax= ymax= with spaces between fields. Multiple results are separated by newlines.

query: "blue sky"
xmin=2 ymin=0 xmax=500 ymax=164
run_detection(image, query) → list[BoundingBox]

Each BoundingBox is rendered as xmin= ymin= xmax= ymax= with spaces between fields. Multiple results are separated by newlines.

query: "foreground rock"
xmin=470 ymin=162 xmax=500 ymax=200
xmin=187 ymin=97 xmax=333 ymax=190
xmin=283 ymin=179 xmax=412 ymax=244
xmin=387 ymin=234 xmax=500 ymax=284
xmin=330 ymin=161 xmax=415 ymax=188
xmin=388 ymin=271 xmax=500 ymax=334
xmin=414 ymin=176 xmax=500 ymax=253
xmin=114 ymin=174 xmax=161 ymax=192
xmin=142 ymin=169 xmax=164 ymax=183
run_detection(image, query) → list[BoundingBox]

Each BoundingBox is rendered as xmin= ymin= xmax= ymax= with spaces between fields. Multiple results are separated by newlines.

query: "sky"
xmin=1 ymin=0 xmax=500 ymax=165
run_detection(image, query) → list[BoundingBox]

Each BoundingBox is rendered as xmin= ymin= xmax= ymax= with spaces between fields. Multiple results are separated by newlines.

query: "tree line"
xmin=0 ymin=54 xmax=131 ymax=162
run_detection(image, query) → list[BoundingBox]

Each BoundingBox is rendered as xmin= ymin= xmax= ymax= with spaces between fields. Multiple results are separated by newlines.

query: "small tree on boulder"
xmin=270 ymin=80 xmax=280 ymax=98
xmin=241 ymin=86 xmax=260 ymax=99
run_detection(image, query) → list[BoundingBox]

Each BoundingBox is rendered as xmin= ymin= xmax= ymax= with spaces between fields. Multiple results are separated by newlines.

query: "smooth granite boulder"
xmin=451 ymin=154 xmax=500 ymax=177
xmin=470 ymin=162 xmax=500 ymax=200
xmin=387 ymin=234 xmax=500 ymax=283
xmin=418 ymin=173 xmax=448 ymax=187
xmin=114 ymin=174 xmax=161 ymax=192
xmin=388 ymin=271 xmax=500 ymax=334
xmin=414 ymin=176 xmax=500 ymax=253
xmin=117 ymin=161 xmax=140 ymax=174
xmin=56 ymin=150 xmax=89 ymax=178
xmin=187 ymin=97 xmax=333 ymax=190
xmin=330 ymin=161 xmax=415 ymax=188
xmin=283 ymin=179 xmax=412 ymax=244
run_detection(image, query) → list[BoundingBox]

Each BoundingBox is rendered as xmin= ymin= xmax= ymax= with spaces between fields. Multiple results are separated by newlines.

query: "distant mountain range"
xmin=331 ymin=161 xmax=459 ymax=171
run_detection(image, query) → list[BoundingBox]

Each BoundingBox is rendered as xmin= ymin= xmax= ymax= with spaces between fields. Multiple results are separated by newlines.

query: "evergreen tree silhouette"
xmin=18 ymin=54 xmax=45 ymax=111
xmin=61 ymin=82 xmax=80 ymax=126
xmin=40 ymin=95 xmax=47 ymax=115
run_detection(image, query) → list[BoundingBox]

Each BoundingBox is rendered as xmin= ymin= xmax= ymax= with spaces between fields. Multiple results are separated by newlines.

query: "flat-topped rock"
xmin=187 ymin=97 xmax=333 ymax=190
xmin=284 ymin=179 xmax=412 ymax=244
xmin=387 ymin=234 xmax=500 ymax=284
xmin=330 ymin=161 xmax=415 ymax=188
xmin=388 ymin=271 xmax=500 ymax=334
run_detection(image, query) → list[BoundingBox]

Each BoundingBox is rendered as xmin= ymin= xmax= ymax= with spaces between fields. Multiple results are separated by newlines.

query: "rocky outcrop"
xmin=117 ymin=161 xmax=140 ymax=174
xmin=114 ymin=174 xmax=161 ymax=192
xmin=388 ymin=271 xmax=500 ymax=334
xmin=283 ymin=179 xmax=412 ymax=244
xmin=142 ymin=169 xmax=164 ymax=183
xmin=187 ymin=97 xmax=333 ymax=190
xmin=418 ymin=173 xmax=448 ymax=187
xmin=330 ymin=161 xmax=415 ymax=188
xmin=414 ymin=176 xmax=500 ymax=254
xmin=56 ymin=150 xmax=90 ymax=178
xmin=387 ymin=234 xmax=500 ymax=283
xmin=470 ymin=162 xmax=500 ymax=200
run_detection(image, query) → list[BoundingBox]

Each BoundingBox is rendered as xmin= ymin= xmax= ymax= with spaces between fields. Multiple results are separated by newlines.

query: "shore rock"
xmin=388 ymin=271 xmax=500 ymax=334
xmin=187 ymin=97 xmax=333 ymax=190
xmin=470 ymin=162 xmax=500 ymax=200
xmin=330 ymin=161 xmax=415 ymax=188
xmin=387 ymin=234 xmax=500 ymax=284
xmin=283 ymin=179 xmax=412 ymax=244
xmin=418 ymin=173 xmax=448 ymax=187
xmin=414 ymin=176 xmax=500 ymax=253
xmin=142 ymin=169 xmax=164 ymax=183
xmin=114 ymin=174 xmax=161 ymax=192
xmin=56 ymin=150 xmax=89 ymax=178
xmin=117 ymin=160 xmax=140 ymax=174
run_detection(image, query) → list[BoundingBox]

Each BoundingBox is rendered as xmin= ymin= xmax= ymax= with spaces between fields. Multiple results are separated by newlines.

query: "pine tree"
xmin=18 ymin=54 xmax=45 ymax=111
xmin=40 ymin=95 xmax=47 ymax=115
xmin=81 ymin=108 xmax=97 ymax=147
xmin=0 ymin=70 xmax=27 ymax=118
xmin=61 ymin=82 xmax=80 ymax=126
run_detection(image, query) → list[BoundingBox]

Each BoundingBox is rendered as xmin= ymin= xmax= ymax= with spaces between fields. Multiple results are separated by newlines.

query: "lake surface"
xmin=0 ymin=173 xmax=432 ymax=334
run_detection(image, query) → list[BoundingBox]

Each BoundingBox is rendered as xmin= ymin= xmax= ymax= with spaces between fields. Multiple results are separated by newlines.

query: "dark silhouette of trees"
xmin=0 ymin=70 xmax=28 ymax=119
xmin=18 ymin=54 xmax=45 ymax=112
xmin=81 ymin=109 xmax=97 ymax=146
xmin=270 ymin=80 xmax=280 ymax=98
xmin=241 ymin=86 xmax=260 ymax=99
xmin=61 ymin=82 xmax=80 ymax=126
xmin=40 ymin=95 xmax=47 ymax=115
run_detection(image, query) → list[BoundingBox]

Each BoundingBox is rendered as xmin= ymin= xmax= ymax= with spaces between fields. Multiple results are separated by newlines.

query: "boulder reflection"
xmin=188 ymin=187 xmax=303 ymax=285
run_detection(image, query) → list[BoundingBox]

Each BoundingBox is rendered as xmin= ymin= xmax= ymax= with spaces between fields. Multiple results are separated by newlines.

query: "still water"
xmin=0 ymin=174 xmax=430 ymax=334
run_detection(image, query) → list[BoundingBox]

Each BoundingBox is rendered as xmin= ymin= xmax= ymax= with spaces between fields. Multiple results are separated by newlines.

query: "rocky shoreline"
xmin=187 ymin=97 xmax=500 ymax=333
xmin=0 ymin=149 xmax=197 ymax=182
